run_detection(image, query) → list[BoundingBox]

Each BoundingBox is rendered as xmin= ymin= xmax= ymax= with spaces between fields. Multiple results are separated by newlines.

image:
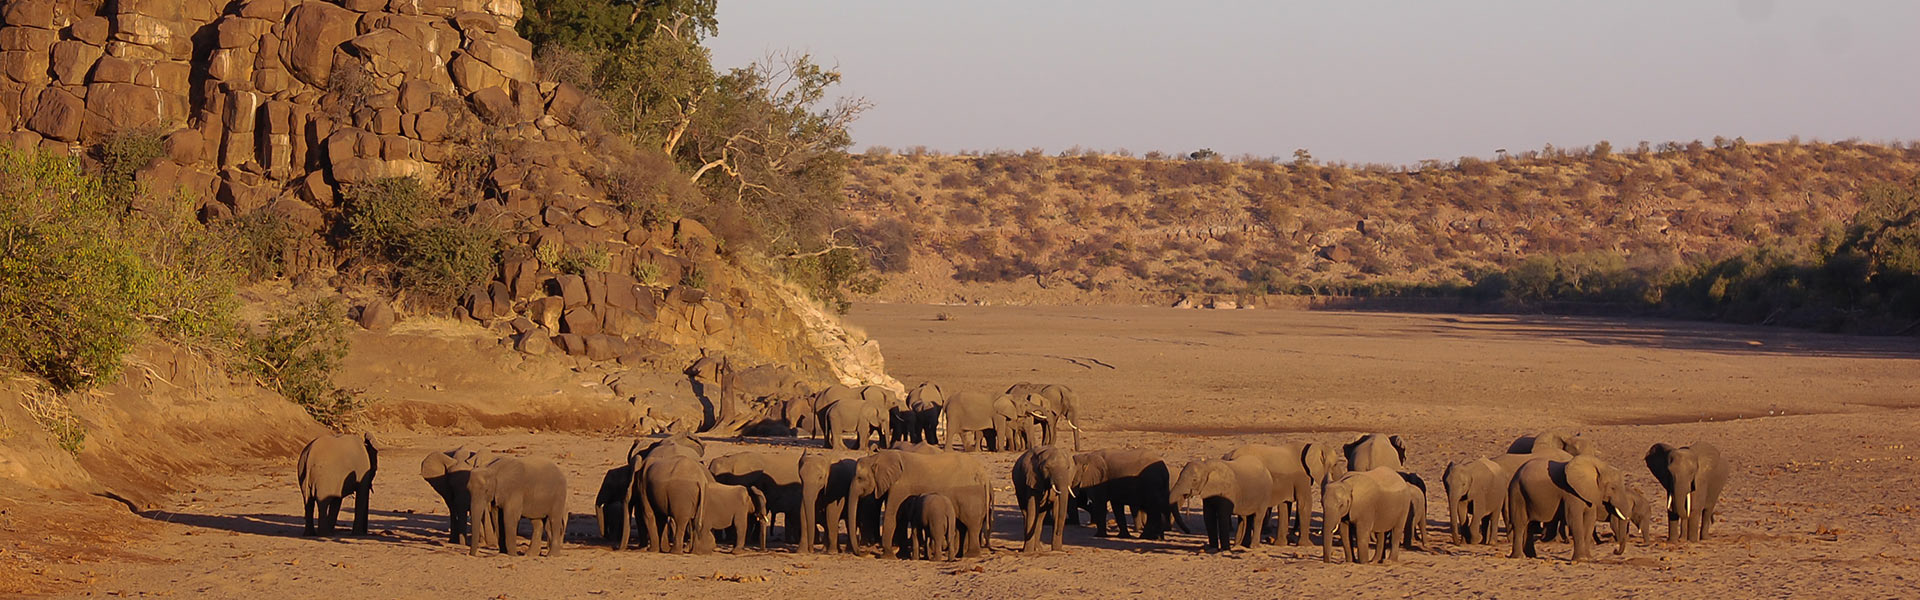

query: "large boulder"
xmin=281 ymin=1 xmax=358 ymax=87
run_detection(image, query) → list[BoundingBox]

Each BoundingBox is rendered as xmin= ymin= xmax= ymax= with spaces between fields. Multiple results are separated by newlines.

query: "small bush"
xmin=19 ymin=386 xmax=86 ymax=455
xmin=340 ymin=177 xmax=501 ymax=308
xmin=554 ymin=243 xmax=611 ymax=275
xmin=633 ymin=260 xmax=664 ymax=286
xmin=238 ymin=298 xmax=360 ymax=430
xmin=92 ymin=127 xmax=167 ymax=204
xmin=218 ymin=210 xmax=299 ymax=280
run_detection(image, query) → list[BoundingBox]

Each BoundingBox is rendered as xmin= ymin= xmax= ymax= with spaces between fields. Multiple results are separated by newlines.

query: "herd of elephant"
xmin=294 ymin=382 xmax=1731 ymax=564
xmin=786 ymin=382 xmax=1085 ymax=453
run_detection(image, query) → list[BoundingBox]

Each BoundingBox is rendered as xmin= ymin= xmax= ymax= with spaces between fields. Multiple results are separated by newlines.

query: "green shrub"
xmin=633 ymin=260 xmax=663 ymax=286
xmin=554 ymin=243 xmax=611 ymax=275
xmin=218 ymin=209 xmax=299 ymax=280
xmin=340 ymin=177 xmax=501 ymax=308
xmin=0 ymin=149 xmax=159 ymax=389
xmin=239 ymin=298 xmax=360 ymax=430
xmin=92 ymin=127 xmax=166 ymax=205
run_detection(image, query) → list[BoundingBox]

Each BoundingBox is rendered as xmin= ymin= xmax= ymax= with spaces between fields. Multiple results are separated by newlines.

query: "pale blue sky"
xmin=707 ymin=1 xmax=1920 ymax=165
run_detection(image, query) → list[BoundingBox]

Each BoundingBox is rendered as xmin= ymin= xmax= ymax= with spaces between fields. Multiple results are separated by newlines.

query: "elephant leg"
xmin=1020 ymin=495 xmax=1040 ymax=552
xmin=1353 ymin=520 xmax=1372 ymax=563
xmin=1568 ymin=501 xmax=1594 ymax=561
xmin=1051 ymin=499 xmax=1067 ymax=551
xmin=1700 ymin=507 xmax=1715 ymax=541
xmin=1112 ymin=501 xmax=1132 ymax=538
xmin=1090 ymin=498 xmax=1110 ymax=537
xmin=1248 ymin=509 xmax=1266 ymax=549
xmin=303 ymin=497 xmax=316 ymax=536
xmin=527 ymin=516 xmax=544 ymax=557
xmin=799 ymin=499 xmax=817 ymax=554
xmin=320 ymin=497 xmax=341 ymax=535
xmin=352 ymin=482 xmax=371 ymax=535
xmin=502 ymin=509 xmax=523 ymax=556
xmin=549 ymin=514 xmax=565 ymax=557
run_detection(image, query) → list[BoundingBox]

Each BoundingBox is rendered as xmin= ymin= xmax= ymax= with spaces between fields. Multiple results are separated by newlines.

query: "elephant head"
xmin=846 ymin=451 xmax=906 ymax=551
xmin=1563 ymin=455 xmax=1632 ymax=555
xmin=422 ymin=447 xmax=487 ymax=543
xmin=1167 ymin=460 xmax=1231 ymax=507
xmin=1645 ymin=443 xmax=1701 ymax=526
xmin=1320 ymin=478 xmax=1355 ymax=562
xmin=1301 ymin=442 xmax=1342 ymax=484
xmin=643 ymin=433 xmax=706 ymax=460
xmin=747 ymin=486 xmax=771 ymax=550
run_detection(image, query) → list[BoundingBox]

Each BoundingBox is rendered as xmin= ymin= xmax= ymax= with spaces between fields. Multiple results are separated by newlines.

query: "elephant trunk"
xmin=1609 ymin=504 xmax=1629 ymax=555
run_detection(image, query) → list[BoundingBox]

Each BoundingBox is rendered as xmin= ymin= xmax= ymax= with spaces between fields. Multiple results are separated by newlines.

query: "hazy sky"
xmin=706 ymin=1 xmax=1920 ymax=165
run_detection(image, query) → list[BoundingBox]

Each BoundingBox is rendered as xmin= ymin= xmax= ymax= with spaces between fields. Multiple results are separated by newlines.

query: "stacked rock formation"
xmin=0 ymin=0 xmax=898 ymax=407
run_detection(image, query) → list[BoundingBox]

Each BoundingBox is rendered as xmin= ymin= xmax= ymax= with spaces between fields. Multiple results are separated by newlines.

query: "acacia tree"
xmin=679 ymin=52 xmax=871 ymax=255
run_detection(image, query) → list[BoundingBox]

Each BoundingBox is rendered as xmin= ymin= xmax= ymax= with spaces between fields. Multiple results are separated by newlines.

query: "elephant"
xmin=1222 ymin=442 xmax=1338 ymax=546
xmin=640 ymin=451 xmax=712 ymax=554
xmin=593 ymin=465 xmax=632 ymax=542
xmin=1443 ymin=458 xmax=1507 ymax=545
xmin=297 ymin=433 xmax=380 ymax=536
xmin=1012 ymin=446 xmax=1077 ymax=552
xmin=1005 ymin=383 xmax=1084 ymax=451
xmin=1343 ymin=433 xmax=1406 ymax=472
xmin=848 ymin=449 xmax=994 ymax=559
xmin=1169 ymin=457 xmax=1273 ymax=552
xmin=991 ymin=393 xmax=1047 ymax=451
xmin=797 ymin=452 xmax=859 ymax=554
xmin=1507 ymin=455 xmax=1631 ymax=561
xmin=709 ymin=452 xmax=803 ymax=545
xmin=1397 ymin=471 xmax=1430 ymax=550
xmin=1321 ymin=468 xmax=1419 ymax=563
xmin=899 ymin=382 xmax=947 ymax=445
xmin=466 ymin=457 xmax=567 ymax=557
xmin=783 ymin=393 xmax=822 ymax=439
xmin=941 ymin=391 xmax=997 ymax=451
xmin=615 ymin=434 xmax=708 ymax=550
xmin=1600 ymin=486 xmax=1655 ymax=548
xmin=1070 ymin=449 xmax=1176 ymax=539
xmin=421 ymin=446 xmax=491 ymax=544
xmin=697 ymin=481 xmax=769 ymax=553
xmin=903 ymin=493 xmax=959 ymax=561
xmin=817 ymin=384 xmax=897 ymax=450
xmin=1509 ymin=431 xmax=1598 ymax=457
xmin=1645 ymin=442 xmax=1729 ymax=543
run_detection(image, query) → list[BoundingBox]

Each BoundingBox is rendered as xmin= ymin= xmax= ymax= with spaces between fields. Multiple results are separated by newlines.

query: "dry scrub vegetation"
xmin=844 ymin=140 xmax=1920 ymax=331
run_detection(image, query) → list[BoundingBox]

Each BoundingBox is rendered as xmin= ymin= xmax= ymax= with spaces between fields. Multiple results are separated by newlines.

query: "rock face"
xmin=0 ymin=0 xmax=898 ymax=410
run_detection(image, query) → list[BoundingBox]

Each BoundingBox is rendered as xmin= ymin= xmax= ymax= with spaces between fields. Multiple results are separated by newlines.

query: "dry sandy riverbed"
xmin=58 ymin=304 xmax=1920 ymax=597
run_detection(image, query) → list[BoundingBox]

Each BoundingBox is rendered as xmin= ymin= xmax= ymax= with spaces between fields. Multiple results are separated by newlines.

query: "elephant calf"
xmin=468 ymin=457 xmax=568 ymax=557
xmin=298 ymin=433 xmax=380 ymax=537
xmin=1321 ymin=468 xmax=1419 ymax=564
xmin=1444 ymin=458 xmax=1507 ymax=546
xmin=422 ymin=446 xmax=493 ymax=545
xmin=699 ymin=482 xmax=770 ymax=553
xmin=904 ymin=493 xmax=959 ymax=561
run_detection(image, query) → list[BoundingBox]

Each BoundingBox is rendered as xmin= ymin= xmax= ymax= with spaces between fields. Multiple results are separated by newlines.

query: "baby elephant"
xmin=297 ymin=433 xmax=380 ymax=536
xmin=905 ymin=493 xmax=960 ymax=561
xmin=699 ymin=482 xmax=770 ymax=553
xmin=468 ymin=457 xmax=568 ymax=557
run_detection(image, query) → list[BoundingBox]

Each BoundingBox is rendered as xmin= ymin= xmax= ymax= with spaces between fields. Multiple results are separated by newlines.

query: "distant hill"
xmin=841 ymin=140 xmax=1920 ymax=304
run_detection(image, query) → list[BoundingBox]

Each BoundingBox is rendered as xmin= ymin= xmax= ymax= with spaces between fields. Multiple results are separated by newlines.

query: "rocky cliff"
xmin=0 ymin=0 xmax=896 ymax=422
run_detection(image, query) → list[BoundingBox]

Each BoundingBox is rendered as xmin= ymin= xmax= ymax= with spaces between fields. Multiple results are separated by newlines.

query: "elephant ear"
xmin=1073 ymin=453 xmax=1106 ymax=487
xmin=627 ymin=440 xmax=645 ymax=466
xmin=422 ymin=450 xmax=459 ymax=479
xmin=1644 ymin=443 xmax=1677 ymax=491
xmin=1343 ymin=435 xmax=1366 ymax=464
xmin=1563 ymin=456 xmax=1606 ymax=506
xmin=1389 ymin=435 xmax=1407 ymax=464
xmin=870 ymin=451 xmax=906 ymax=492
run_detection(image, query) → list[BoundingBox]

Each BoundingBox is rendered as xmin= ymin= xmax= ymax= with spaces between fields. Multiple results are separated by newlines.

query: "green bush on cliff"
xmin=340 ymin=177 xmax=500 ymax=308
xmin=0 ymin=147 xmax=237 ymax=390
xmin=238 ymin=299 xmax=359 ymax=430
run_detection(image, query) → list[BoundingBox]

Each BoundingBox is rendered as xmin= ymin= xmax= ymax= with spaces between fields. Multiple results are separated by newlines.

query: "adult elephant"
xmin=1343 ymin=433 xmax=1406 ymax=472
xmin=640 ymin=450 xmax=711 ymax=554
xmin=1169 ymin=457 xmax=1272 ymax=552
xmin=942 ymin=391 xmax=1041 ymax=451
xmin=421 ymin=446 xmax=492 ymax=544
xmin=797 ymin=452 xmax=860 ymax=554
xmin=1644 ymin=442 xmax=1729 ymax=542
xmin=900 ymin=382 xmax=946 ymax=445
xmin=847 ymin=449 xmax=993 ymax=559
xmin=709 ymin=452 xmax=803 ymax=545
xmin=1443 ymin=458 xmax=1506 ymax=545
xmin=297 ymin=433 xmax=380 ymax=536
xmin=783 ymin=393 xmax=822 ymax=440
xmin=1222 ymin=442 xmax=1337 ymax=546
xmin=466 ymin=457 xmax=567 ymax=557
xmin=1006 ymin=383 xmax=1084 ymax=451
xmin=1012 ymin=446 xmax=1077 ymax=552
xmin=616 ymin=433 xmax=707 ymax=551
xmin=1070 ymin=449 xmax=1177 ymax=539
xmin=991 ymin=393 xmax=1047 ymax=451
xmin=1321 ymin=468 xmax=1419 ymax=563
xmin=1508 ymin=455 xmax=1631 ymax=561
xmin=817 ymin=384 xmax=896 ymax=450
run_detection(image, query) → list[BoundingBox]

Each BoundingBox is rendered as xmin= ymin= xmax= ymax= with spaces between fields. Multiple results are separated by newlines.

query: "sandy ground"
xmin=49 ymin=304 xmax=1920 ymax=598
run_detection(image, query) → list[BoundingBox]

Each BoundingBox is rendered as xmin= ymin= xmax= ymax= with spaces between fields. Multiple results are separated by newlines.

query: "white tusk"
xmin=1682 ymin=492 xmax=1691 ymax=515
xmin=1610 ymin=506 xmax=1626 ymax=521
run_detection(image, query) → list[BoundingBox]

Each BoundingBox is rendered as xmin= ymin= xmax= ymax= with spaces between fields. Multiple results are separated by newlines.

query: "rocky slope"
xmin=843 ymin=143 xmax=1920 ymax=304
